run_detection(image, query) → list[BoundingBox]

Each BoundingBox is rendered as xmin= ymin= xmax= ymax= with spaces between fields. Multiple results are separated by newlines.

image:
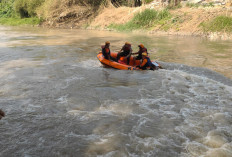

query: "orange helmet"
xmin=105 ymin=41 xmax=110 ymax=45
xmin=125 ymin=42 xmax=131 ymax=45
xmin=138 ymin=44 xmax=144 ymax=48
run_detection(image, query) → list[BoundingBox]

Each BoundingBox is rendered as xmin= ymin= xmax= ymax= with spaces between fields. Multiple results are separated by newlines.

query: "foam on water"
xmin=78 ymin=59 xmax=102 ymax=69
xmin=159 ymin=61 xmax=232 ymax=86
xmin=70 ymin=67 xmax=231 ymax=156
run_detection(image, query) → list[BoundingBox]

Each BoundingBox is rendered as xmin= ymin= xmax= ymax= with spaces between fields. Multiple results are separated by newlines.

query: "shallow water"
xmin=0 ymin=26 xmax=232 ymax=157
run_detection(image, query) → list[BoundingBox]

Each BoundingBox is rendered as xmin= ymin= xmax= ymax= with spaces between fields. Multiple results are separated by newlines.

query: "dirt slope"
xmin=40 ymin=3 xmax=232 ymax=39
xmin=89 ymin=6 xmax=232 ymax=39
xmin=89 ymin=6 xmax=140 ymax=28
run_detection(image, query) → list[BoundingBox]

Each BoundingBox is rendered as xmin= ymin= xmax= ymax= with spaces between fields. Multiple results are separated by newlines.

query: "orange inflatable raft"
xmin=97 ymin=52 xmax=162 ymax=70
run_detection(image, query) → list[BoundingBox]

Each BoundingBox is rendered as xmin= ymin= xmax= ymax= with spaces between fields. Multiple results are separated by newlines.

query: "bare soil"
xmin=41 ymin=5 xmax=232 ymax=39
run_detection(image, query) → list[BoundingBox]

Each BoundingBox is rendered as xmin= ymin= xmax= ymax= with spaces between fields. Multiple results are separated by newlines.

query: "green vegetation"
xmin=0 ymin=17 xmax=42 ymax=26
xmin=14 ymin=0 xmax=45 ymax=18
xmin=0 ymin=0 xmax=43 ymax=25
xmin=167 ymin=0 xmax=182 ymax=10
xmin=186 ymin=2 xmax=200 ymax=8
xmin=166 ymin=3 xmax=182 ymax=10
xmin=0 ymin=0 xmax=15 ymax=18
xmin=144 ymin=0 xmax=154 ymax=3
xmin=200 ymin=16 xmax=232 ymax=32
xmin=202 ymin=2 xmax=214 ymax=7
xmin=186 ymin=2 xmax=214 ymax=8
xmin=108 ymin=9 xmax=171 ymax=31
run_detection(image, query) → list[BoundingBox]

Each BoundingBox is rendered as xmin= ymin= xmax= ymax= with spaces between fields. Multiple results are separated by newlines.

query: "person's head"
xmin=142 ymin=52 xmax=147 ymax=58
xmin=105 ymin=41 xmax=110 ymax=47
xmin=124 ymin=42 xmax=131 ymax=48
xmin=125 ymin=42 xmax=131 ymax=46
xmin=138 ymin=44 xmax=144 ymax=49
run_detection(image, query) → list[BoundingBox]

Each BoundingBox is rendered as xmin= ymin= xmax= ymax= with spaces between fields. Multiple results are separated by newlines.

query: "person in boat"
xmin=102 ymin=41 xmax=111 ymax=60
xmin=132 ymin=44 xmax=148 ymax=60
xmin=0 ymin=109 xmax=5 ymax=120
xmin=117 ymin=42 xmax=132 ymax=64
xmin=137 ymin=52 xmax=155 ymax=70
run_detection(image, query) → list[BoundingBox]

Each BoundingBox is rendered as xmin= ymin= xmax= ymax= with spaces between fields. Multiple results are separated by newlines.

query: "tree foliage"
xmin=0 ymin=0 xmax=15 ymax=17
xmin=0 ymin=0 xmax=153 ymax=19
xmin=14 ymin=0 xmax=45 ymax=18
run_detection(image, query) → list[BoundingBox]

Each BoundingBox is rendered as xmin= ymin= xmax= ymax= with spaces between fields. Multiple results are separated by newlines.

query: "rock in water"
xmin=0 ymin=109 xmax=5 ymax=120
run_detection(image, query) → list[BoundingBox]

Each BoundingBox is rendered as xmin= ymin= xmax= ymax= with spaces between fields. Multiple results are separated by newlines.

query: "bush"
xmin=0 ymin=17 xmax=43 ymax=26
xmin=132 ymin=9 xmax=170 ymax=27
xmin=186 ymin=2 xmax=200 ymax=8
xmin=144 ymin=0 xmax=153 ymax=4
xmin=0 ymin=0 xmax=15 ymax=18
xmin=108 ymin=9 xmax=171 ymax=31
xmin=200 ymin=16 xmax=232 ymax=32
xmin=14 ymin=0 xmax=45 ymax=18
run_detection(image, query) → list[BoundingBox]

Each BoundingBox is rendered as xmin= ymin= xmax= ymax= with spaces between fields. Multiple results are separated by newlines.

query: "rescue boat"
xmin=97 ymin=52 xmax=162 ymax=70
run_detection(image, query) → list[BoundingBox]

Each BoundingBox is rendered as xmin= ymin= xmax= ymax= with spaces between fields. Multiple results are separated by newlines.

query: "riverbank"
xmin=1 ymin=0 xmax=232 ymax=40
xmin=39 ymin=5 xmax=232 ymax=40
xmin=86 ymin=6 xmax=232 ymax=40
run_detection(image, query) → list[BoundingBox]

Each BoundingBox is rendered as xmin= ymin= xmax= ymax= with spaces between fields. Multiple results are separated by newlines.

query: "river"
xmin=0 ymin=26 xmax=232 ymax=157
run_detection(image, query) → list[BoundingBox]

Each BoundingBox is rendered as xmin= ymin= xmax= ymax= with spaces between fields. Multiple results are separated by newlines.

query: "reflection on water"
xmin=0 ymin=26 xmax=232 ymax=156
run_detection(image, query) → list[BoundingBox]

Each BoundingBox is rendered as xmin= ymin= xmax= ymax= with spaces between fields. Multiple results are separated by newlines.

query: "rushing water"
xmin=0 ymin=26 xmax=232 ymax=157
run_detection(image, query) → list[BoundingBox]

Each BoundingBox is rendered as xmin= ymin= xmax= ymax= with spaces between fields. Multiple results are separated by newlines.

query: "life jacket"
xmin=140 ymin=56 xmax=152 ymax=68
xmin=102 ymin=45 xmax=111 ymax=59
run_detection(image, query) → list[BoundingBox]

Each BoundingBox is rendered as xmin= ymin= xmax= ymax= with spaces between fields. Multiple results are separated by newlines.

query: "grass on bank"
xmin=0 ymin=17 xmax=43 ymax=26
xmin=200 ymin=16 xmax=232 ymax=32
xmin=108 ymin=9 xmax=171 ymax=31
xmin=0 ymin=0 xmax=43 ymax=26
xmin=186 ymin=2 xmax=214 ymax=8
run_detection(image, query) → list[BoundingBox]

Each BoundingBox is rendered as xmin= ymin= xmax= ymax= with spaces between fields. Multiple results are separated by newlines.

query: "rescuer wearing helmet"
xmin=132 ymin=44 xmax=148 ymax=60
xmin=102 ymin=41 xmax=111 ymax=60
xmin=137 ymin=52 xmax=154 ymax=70
xmin=117 ymin=42 xmax=133 ymax=64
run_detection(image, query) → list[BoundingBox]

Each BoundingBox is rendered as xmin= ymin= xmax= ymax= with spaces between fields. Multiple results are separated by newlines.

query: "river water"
xmin=0 ymin=26 xmax=232 ymax=157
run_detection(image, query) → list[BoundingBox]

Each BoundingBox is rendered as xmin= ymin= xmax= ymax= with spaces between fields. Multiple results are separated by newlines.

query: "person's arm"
xmin=133 ymin=49 xmax=141 ymax=55
xmin=140 ymin=58 xmax=148 ymax=67
xmin=118 ymin=47 xmax=123 ymax=53
xmin=131 ymin=51 xmax=139 ymax=55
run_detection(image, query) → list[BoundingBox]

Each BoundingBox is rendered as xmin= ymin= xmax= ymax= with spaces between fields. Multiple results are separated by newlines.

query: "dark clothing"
xmin=101 ymin=45 xmax=117 ymax=61
xmin=102 ymin=45 xmax=111 ymax=60
xmin=121 ymin=45 xmax=132 ymax=56
xmin=139 ymin=56 xmax=153 ymax=70
xmin=117 ymin=45 xmax=132 ymax=64
xmin=0 ymin=109 xmax=5 ymax=120
xmin=135 ymin=48 xmax=148 ymax=60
